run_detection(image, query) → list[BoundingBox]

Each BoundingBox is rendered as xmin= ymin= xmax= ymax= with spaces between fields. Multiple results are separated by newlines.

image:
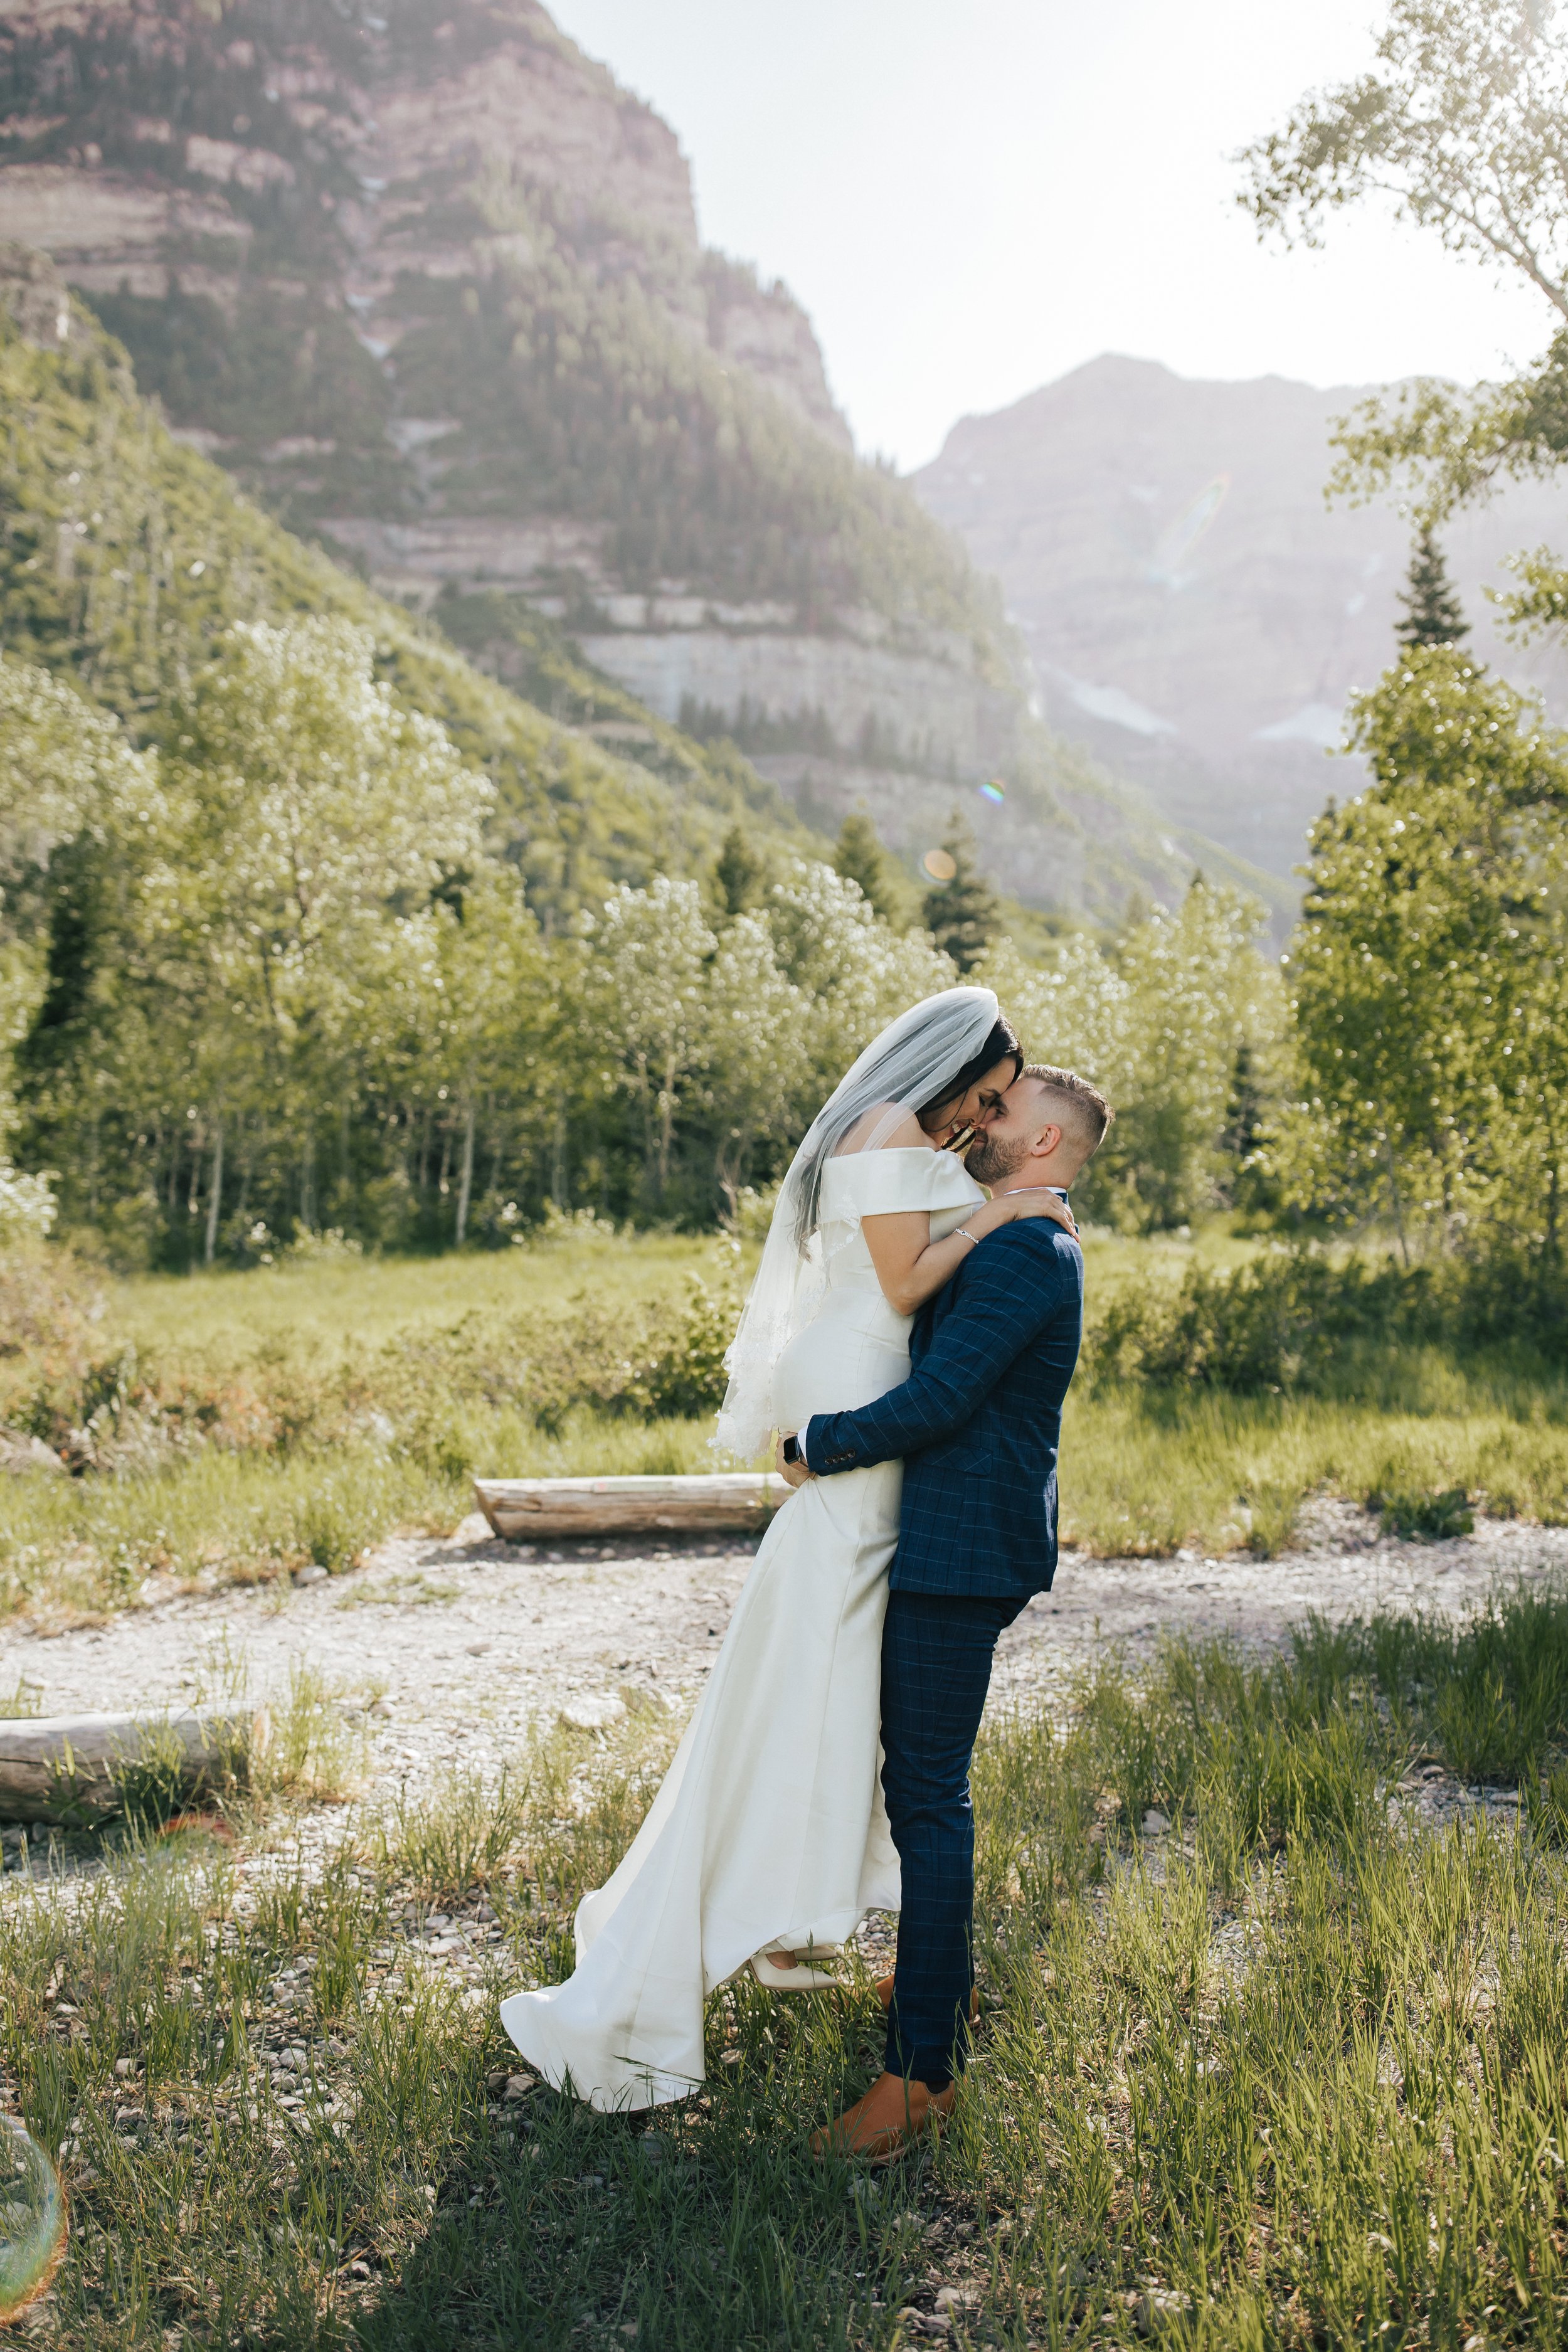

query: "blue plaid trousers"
xmin=880 ymin=1589 xmax=1024 ymax=2090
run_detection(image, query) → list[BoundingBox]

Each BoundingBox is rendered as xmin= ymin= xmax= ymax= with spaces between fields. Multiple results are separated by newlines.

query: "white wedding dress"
xmin=500 ymin=1145 xmax=985 ymax=2111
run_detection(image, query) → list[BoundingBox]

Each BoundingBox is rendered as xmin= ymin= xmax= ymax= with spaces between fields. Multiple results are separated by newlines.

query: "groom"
xmin=777 ymin=1062 xmax=1113 ymax=2157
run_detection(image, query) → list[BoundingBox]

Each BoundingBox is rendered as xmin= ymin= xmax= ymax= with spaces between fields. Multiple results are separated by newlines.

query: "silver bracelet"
xmin=956 ymin=1227 xmax=978 ymax=1249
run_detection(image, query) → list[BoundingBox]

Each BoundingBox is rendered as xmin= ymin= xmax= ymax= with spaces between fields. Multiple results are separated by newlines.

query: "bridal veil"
xmin=713 ymin=983 xmax=1002 ymax=1461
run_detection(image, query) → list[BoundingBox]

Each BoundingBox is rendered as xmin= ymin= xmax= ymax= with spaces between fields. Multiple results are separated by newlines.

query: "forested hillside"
xmin=0 ymin=241 xmax=799 ymax=930
xmin=0 ymin=0 xmax=1261 ymax=923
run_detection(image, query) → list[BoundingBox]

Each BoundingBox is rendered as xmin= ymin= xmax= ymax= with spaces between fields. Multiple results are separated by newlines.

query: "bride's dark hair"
xmin=916 ymin=1015 xmax=1022 ymax=1126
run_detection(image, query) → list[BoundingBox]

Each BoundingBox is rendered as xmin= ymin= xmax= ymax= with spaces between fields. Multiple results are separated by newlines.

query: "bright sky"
xmin=546 ymin=0 xmax=1554 ymax=471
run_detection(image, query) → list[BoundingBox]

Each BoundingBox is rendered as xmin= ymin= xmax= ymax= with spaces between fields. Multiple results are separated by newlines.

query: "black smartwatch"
xmin=782 ymin=1433 xmax=804 ymax=1466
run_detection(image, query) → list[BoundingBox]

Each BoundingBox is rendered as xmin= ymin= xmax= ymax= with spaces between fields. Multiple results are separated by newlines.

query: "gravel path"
xmin=3 ymin=1498 xmax=1565 ymax=1801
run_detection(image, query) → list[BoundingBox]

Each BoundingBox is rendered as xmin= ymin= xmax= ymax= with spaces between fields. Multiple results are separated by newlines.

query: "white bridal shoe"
xmin=748 ymin=1944 xmax=842 ymax=1991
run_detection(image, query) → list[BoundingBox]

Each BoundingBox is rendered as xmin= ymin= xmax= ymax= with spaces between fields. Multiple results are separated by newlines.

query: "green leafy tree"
xmin=1239 ymin=0 xmax=1568 ymax=524
xmin=586 ymin=877 xmax=716 ymax=1204
xmin=767 ymin=862 xmax=955 ymax=1075
xmin=1270 ymin=646 xmax=1568 ymax=1254
xmin=921 ymin=812 xmax=999 ymax=973
xmin=832 ymin=811 xmax=901 ymax=925
xmin=1397 ymin=527 xmax=1470 ymax=649
xmin=704 ymin=913 xmax=811 ymax=1207
xmin=979 ymin=886 xmax=1279 ymax=1231
xmin=154 ymin=618 xmax=494 ymax=1232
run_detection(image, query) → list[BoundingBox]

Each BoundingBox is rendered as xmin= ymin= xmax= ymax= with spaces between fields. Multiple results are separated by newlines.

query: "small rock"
xmin=465 ymin=1641 xmax=490 ymax=1656
xmin=1142 ymin=1809 xmax=1171 ymax=1836
xmin=638 ymin=2131 xmax=666 ymax=2163
xmin=934 ymin=2286 xmax=981 ymax=2314
xmin=561 ymin=1694 xmax=625 ymax=1732
xmin=504 ymin=2073 xmax=536 ymax=2102
xmin=294 ymin=1562 xmax=328 ymax=1587
xmin=113 ymin=2057 xmax=136 ymax=2079
xmin=485 ymin=2070 xmax=509 ymax=2095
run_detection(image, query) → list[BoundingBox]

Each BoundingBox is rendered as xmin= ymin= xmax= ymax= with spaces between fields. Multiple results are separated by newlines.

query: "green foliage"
xmin=0 ymin=263 xmax=798 ymax=941
xmin=711 ymin=823 xmax=765 ymax=918
xmin=1089 ymin=1246 xmax=1408 ymax=1393
xmin=1240 ymin=0 xmax=1568 ymax=521
xmin=1396 ymin=524 xmax=1469 ymax=647
xmin=1269 ymin=648 xmax=1568 ymax=1250
xmin=980 ymin=880 xmax=1281 ymax=1230
xmin=1370 ymin=1480 xmax=1475 ymax=1539
xmin=1088 ymin=1238 xmax=1568 ymax=1395
xmin=830 ymin=810 xmax=901 ymax=926
xmin=920 ymin=810 xmax=999 ymax=973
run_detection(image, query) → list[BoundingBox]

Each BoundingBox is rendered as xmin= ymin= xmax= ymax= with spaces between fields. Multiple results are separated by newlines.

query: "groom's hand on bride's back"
xmin=776 ymin=1432 xmax=815 ymax=1488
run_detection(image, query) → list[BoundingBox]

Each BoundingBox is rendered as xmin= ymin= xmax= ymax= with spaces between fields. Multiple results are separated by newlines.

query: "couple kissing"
xmin=501 ymin=985 xmax=1113 ymax=2159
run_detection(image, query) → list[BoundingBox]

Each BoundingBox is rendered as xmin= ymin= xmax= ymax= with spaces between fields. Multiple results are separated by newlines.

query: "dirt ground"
xmin=4 ymin=1496 xmax=1565 ymax=1801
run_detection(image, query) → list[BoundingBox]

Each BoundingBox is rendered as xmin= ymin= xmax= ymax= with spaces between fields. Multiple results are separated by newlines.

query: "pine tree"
xmin=1396 ymin=527 xmax=1469 ymax=650
xmin=921 ymin=810 xmax=999 ymax=973
xmin=712 ymin=823 xmax=764 ymax=916
xmin=832 ymin=810 xmax=899 ymax=924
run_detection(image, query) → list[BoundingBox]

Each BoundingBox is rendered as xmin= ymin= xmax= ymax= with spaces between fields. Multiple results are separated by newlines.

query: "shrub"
xmin=1369 ymin=1482 xmax=1475 ymax=1540
xmin=1088 ymin=1242 xmax=1568 ymax=1397
xmin=1089 ymin=1248 xmax=1410 ymax=1391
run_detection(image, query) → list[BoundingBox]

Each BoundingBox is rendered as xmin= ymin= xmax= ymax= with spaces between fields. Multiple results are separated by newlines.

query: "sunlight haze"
xmin=548 ymin=0 xmax=1556 ymax=467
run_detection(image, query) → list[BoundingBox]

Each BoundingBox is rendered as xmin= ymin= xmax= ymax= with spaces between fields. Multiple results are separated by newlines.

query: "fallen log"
xmin=473 ymin=1471 xmax=789 ymax=1542
xmin=0 ymin=1707 xmax=268 ymax=1826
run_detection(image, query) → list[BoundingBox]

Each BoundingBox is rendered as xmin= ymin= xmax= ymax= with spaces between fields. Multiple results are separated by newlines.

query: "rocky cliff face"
xmin=0 ymin=1 xmax=1253 ymax=923
xmin=916 ymin=354 xmax=1568 ymax=881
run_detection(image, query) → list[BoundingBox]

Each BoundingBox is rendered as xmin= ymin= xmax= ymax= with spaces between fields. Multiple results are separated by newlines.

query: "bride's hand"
xmin=995 ymin=1188 xmax=1078 ymax=1239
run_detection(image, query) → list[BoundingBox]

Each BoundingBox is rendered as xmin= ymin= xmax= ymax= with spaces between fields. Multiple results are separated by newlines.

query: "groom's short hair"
xmin=1020 ymin=1064 xmax=1114 ymax=1157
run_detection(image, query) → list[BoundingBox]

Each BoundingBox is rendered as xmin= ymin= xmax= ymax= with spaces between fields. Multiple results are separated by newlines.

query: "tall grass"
xmin=1064 ymin=1382 xmax=1568 ymax=1557
xmin=0 ymin=1409 xmax=729 ymax=1621
xmin=4 ymin=1586 xmax=1567 ymax=2347
xmin=4 ymin=1233 xmax=1568 ymax=1629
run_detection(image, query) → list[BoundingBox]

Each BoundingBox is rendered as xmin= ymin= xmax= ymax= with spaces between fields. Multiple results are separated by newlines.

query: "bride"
xmin=499 ymin=985 xmax=1075 ymax=2111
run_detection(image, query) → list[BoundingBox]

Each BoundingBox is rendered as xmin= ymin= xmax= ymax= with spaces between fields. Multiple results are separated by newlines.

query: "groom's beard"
xmin=965 ymin=1127 xmax=1033 ymax=1187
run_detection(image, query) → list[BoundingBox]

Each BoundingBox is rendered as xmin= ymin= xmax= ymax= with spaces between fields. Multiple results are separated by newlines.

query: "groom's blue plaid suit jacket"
xmin=800 ymin=1220 xmax=1084 ymax=1602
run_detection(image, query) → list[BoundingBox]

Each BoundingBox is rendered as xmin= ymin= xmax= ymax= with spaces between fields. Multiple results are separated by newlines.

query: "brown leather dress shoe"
xmin=810 ymin=2070 xmax=956 ymax=2162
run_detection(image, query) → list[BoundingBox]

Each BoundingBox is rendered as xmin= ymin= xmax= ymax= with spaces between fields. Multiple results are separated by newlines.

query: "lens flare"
xmin=977 ymin=780 xmax=1005 ymax=805
xmin=0 ymin=2120 xmax=66 ymax=2321
xmin=923 ymin=849 xmax=957 ymax=881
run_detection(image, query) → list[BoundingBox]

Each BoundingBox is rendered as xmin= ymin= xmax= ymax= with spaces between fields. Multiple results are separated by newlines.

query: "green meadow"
xmin=3 ymin=1228 xmax=1567 ymax=1626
